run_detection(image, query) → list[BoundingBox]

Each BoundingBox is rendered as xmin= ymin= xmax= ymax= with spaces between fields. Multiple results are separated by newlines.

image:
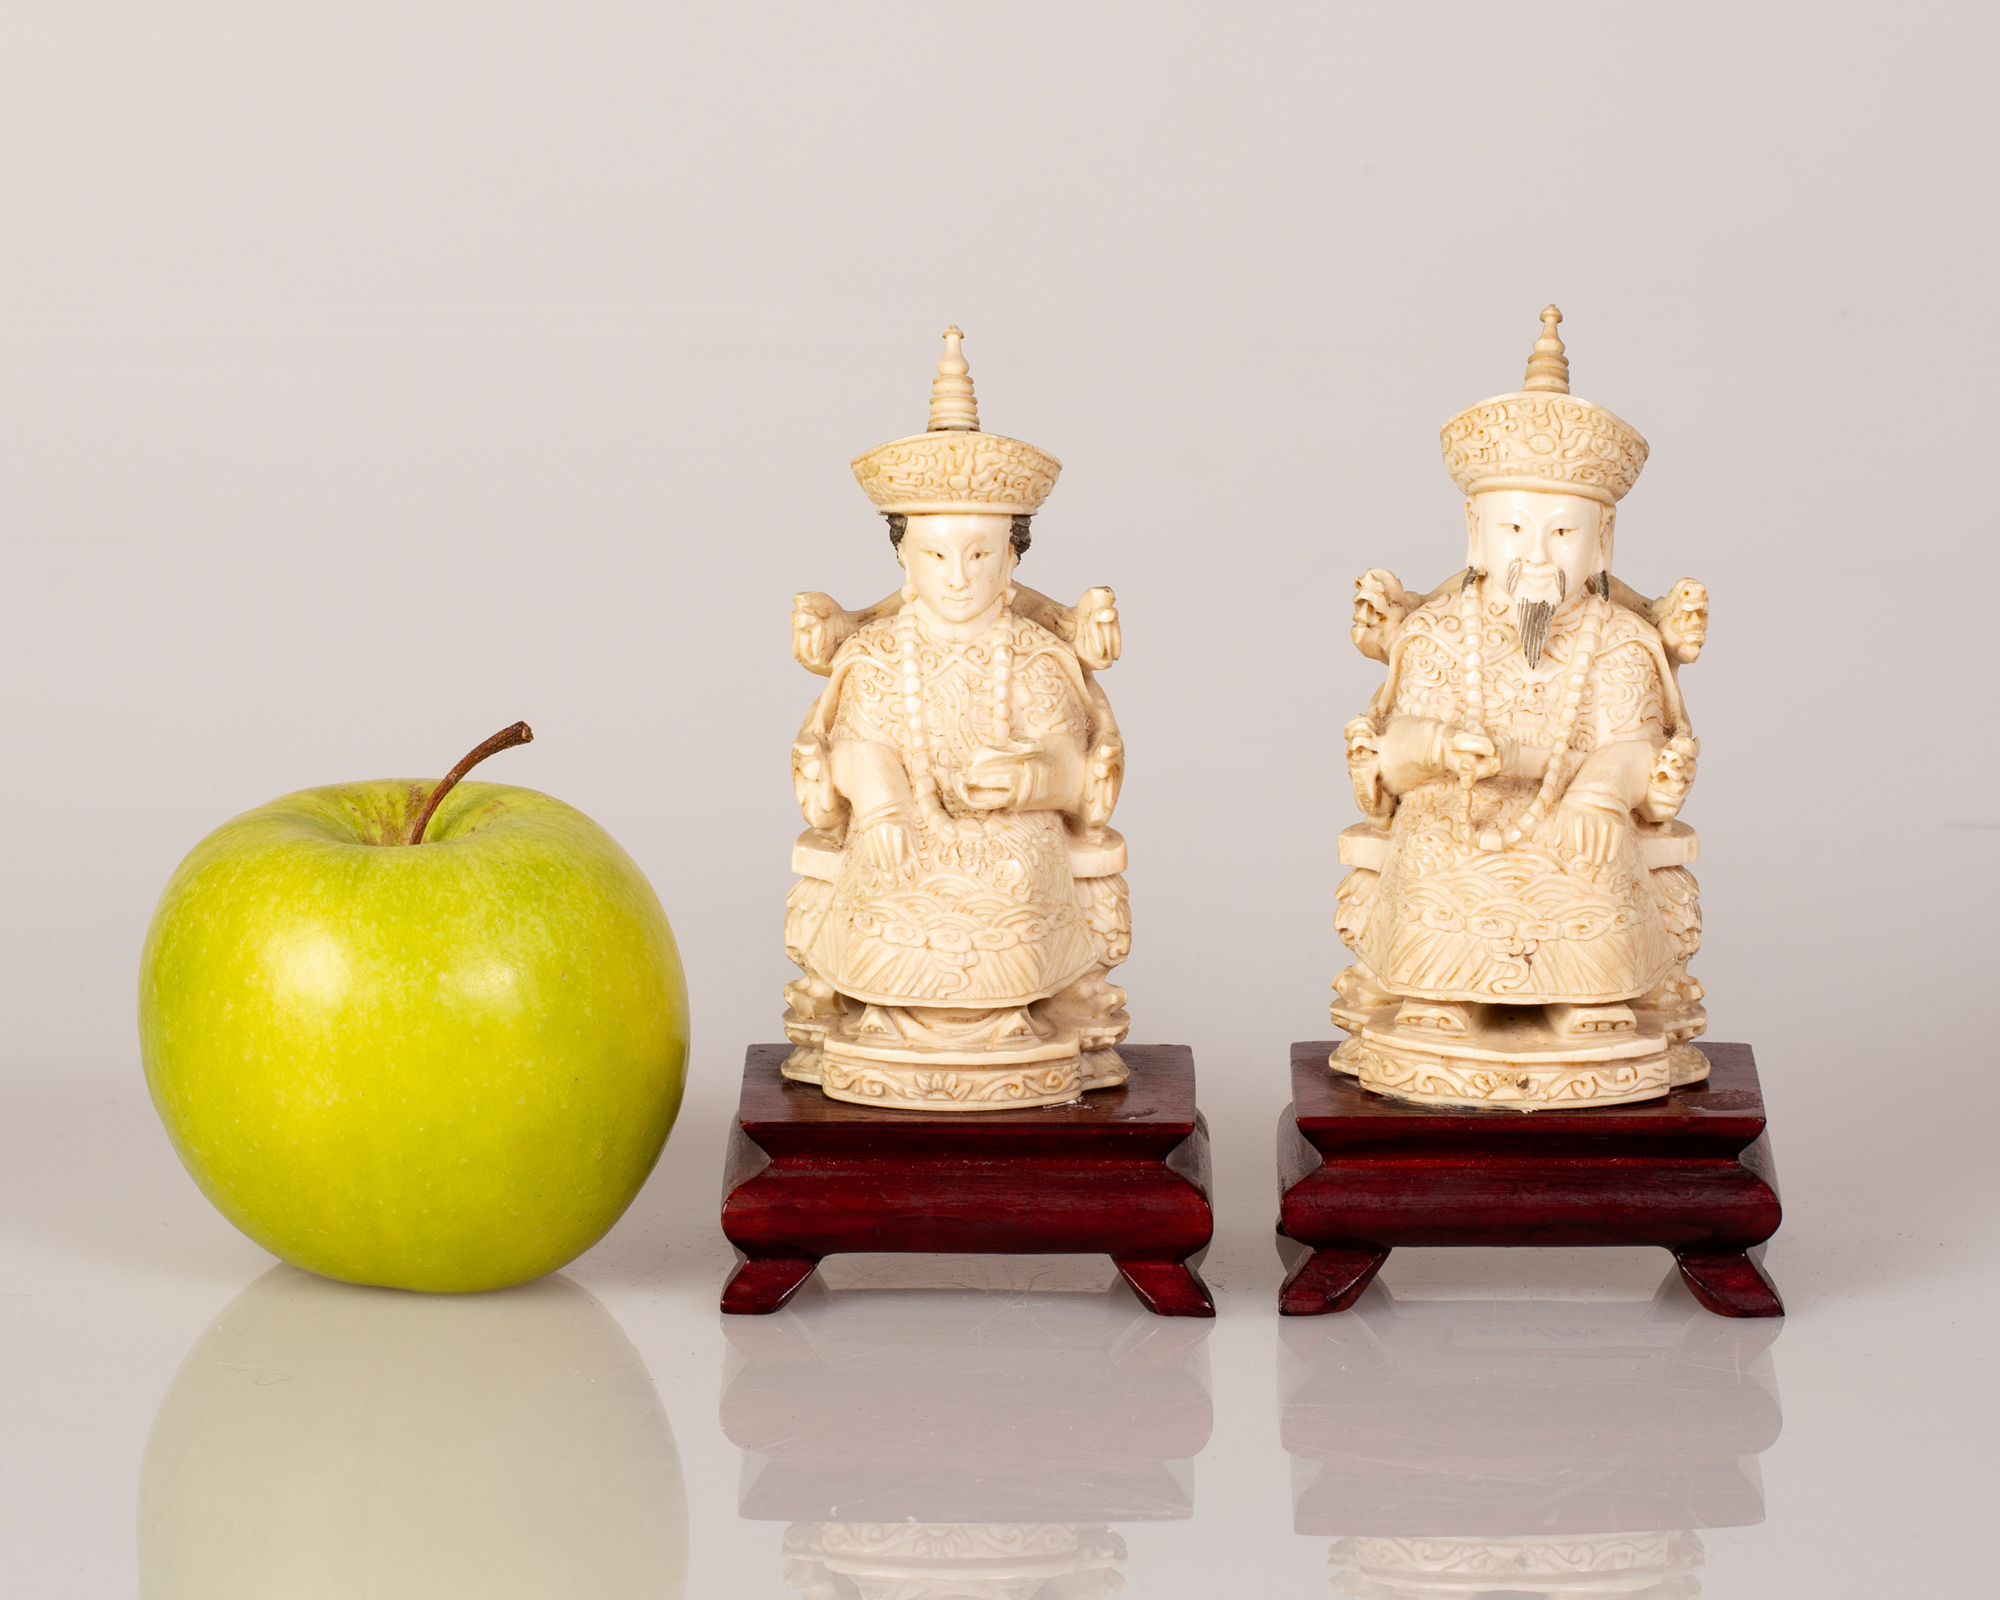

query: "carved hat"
xmin=1440 ymin=307 xmax=1649 ymax=506
xmin=851 ymin=327 xmax=1062 ymax=516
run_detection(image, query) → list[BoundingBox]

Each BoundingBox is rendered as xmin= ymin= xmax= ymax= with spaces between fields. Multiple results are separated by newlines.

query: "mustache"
xmin=1507 ymin=560 xmax=1563 ymax=668
xmin=1506 ymin=558 xmax=1568 ymax=603
xmin=1500 ymin=565 xmax=1612 ymax=668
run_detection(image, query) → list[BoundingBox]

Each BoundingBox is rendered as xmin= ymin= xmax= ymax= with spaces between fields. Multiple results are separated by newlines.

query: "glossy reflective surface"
xmin=4 ymin=1072 xmax=1990 ymax=1600
xmin=725 ymin=1275 xmax=1210 ymax=1596
xmin=1284 ymin=1276 xmax=1779 ymax=1598
xmin=141 ymin=1269 xmax=687 ymax=1599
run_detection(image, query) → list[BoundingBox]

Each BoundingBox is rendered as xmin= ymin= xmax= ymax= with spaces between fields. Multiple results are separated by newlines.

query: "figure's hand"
xmin=1642 ymin=735 xmax=1700 ymax=821
xmin=959 ymin=744 xmax=1040 ymax=810
xmin=1553 ymin=796 xmax=1626 ymax=865
xmin=1083 ymin=738 xmax=1124 ymax=828
xmin=792 ymin=734 xmax=842 ymax=832
xmin=792 ymin=591 xmax=858 ymax=676
xmin=1650 ymin=578 xmax=1708 ymax=665
xmin=1344 ymin=718 xmax=1382 ymax=778
xmin=1073 ymin=587 xmax=1120 ymax=670
xmin=1352 ymin=569 xmax=1411 ymax=663
xmin=1344 ymin=717 xmax=1392 ymax=823
xmin=1441 ymin=728 xmax=1513 ymax=785
xmin=855 ymin=817 xmax=913 ymax=871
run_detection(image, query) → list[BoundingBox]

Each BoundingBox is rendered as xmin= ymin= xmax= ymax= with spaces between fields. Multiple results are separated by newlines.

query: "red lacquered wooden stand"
xmin=1276 ymin=1039 xmax=1783 ymax=1318
xmin=722 ymin=1043 xmax=1214 ymax=1316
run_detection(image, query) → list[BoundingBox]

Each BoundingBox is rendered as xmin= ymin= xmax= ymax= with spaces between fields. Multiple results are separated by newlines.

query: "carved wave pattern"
xmin=818 ymin=826 xmax=1097 ymax=1005
xmin=1359 ymin=781 xmax=1673 ymax=1001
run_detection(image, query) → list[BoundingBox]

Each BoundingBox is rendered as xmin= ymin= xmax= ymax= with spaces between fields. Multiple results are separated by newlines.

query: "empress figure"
xmin=782 ymin=329 xmax=1131 ymax=1110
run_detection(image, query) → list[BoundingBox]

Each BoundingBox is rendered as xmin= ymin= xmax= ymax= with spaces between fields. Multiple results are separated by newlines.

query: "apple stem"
xmin=410 ymin=722 xmax=534 ymax=844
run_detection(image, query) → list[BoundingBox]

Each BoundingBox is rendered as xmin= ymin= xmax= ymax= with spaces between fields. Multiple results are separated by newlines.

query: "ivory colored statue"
xmin=1333 ymin=307 xmax=1712 ymax=1108
xmin=783 ymin=328 xmax=1131 ymax=1110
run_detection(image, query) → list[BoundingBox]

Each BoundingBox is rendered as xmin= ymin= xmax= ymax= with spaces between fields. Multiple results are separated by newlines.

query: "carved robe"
xmin=1343 ymin=593 xmax=1700 ymax=1005
xmin=787 ymin=611 xmax=1116 ymax=1010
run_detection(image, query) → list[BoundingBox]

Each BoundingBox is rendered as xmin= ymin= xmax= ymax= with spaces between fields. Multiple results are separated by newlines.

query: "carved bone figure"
xmin=782 ymin=329 xmax=1132 ymax=1111
xmin=1332 ymin=308 xmax=1710 ymax=1109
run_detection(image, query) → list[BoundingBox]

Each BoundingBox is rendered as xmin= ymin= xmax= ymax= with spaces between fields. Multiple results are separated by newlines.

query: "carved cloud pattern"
xmin=1441 ymin=393 xmax=1649 ymax=502
xmin=852 ymin=431 xmax=1062 ymax=512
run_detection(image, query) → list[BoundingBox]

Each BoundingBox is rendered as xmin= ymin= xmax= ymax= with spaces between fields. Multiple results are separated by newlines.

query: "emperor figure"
xmin=1334 ymin=308 xmax=1712 ymax=1109
xmin=782 ymin=328 xmax=1131 ymax=1110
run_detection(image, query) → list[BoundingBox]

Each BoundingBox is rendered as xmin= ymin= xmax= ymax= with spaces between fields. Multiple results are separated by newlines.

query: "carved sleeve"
xmin=1016 ymin=647 xmax=1091 ymax=741
xmin=828 ymin=651 xmax=901 ymax=747
xmin=1391 ymin=632 xmax=1463 ymax=724
xmin=1587 ymin=639 xmax=1666 ymax=746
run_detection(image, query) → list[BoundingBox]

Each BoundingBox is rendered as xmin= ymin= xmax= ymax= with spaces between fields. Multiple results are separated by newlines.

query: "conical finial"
xmin=1522 ymin=305 xmax=1570 ymax=394
xmin=927 ymin=325 xmax=980 ymax=432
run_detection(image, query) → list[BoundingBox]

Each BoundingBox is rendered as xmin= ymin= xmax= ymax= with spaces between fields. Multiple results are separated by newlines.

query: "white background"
xmin=2 ymin=4 xmax=1994 ymax=1593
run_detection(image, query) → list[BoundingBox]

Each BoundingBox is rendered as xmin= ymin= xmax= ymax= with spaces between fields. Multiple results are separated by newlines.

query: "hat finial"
xmin=854 ymin=325 xmax=1061 ymax=514
xmin=1522 ymin=305 xmax=1570 ymax=394
xmin=927 ymin=325 xmax=980 ymax=432
xmin=1441 ymin=304 xmax=1647 ymax=504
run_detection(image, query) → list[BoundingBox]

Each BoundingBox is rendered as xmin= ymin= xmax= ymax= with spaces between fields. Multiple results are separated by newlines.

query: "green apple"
xmin=140 ymin=1265 xmax=687 ymax=1598
xmin=139 ymin=757 xmax=688 ymax=1292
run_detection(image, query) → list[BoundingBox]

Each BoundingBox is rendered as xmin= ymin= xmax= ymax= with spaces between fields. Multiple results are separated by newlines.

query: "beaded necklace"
xmin=1457 ymin=571 xmax=1608 ymax=852
xmin=895 ymin=597 xmax=1015 ymax=820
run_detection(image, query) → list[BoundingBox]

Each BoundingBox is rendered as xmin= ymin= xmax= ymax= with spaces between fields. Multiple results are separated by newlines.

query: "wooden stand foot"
xmin=722 ymin=1044 xmax=1213 ymax=1314
xmin=1276 ymin=1041 xmax=1783 ymax=1316
xmin=1115 ymin=1257 xmax=1216 ymax=1317
xmin=1279 ymin=1244 xmax=1391 ymax=1316
xmin=721 ymin=1254 xmax=820 ymax=1315
xmin=1674 ymin=1248 xmax=1785 ymax=1318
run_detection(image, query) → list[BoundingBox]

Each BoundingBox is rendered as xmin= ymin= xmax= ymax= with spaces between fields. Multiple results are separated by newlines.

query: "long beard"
xmin=1505 ymin=559 xmax=1568 ymax=669
xmin=1516 ymin=599 xmax=1555 ymax=669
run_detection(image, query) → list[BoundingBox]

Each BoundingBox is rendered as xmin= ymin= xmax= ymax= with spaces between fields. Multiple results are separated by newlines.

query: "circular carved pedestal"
xmin=792 ymin=1030 xmax=1128 ymax=1111
xmin=1333 ymin=1004 xmax=1709 ymax=1111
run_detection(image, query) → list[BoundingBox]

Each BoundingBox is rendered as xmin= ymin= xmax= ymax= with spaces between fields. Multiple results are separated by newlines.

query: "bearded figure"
xmin=1332 ymin=308 xmax=1711 ymax=1109
xmin=781 ymin=329 xmax=1131 ymax=1111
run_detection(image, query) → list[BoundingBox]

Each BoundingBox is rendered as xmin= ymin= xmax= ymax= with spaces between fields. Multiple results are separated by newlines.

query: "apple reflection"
xmin=722 ymin=1269 xmax=1213 ymax=1598
xmin=139 ymin=1265 xmax=687 ymax=1599
xmin=1280 ymin=1265 xmax=1781 ymax=1599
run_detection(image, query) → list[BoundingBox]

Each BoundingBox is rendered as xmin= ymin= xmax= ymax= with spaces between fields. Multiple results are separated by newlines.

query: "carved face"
xmin=1467 ymin=490 xmax=1608 ymax=614
xmin=898 ymin=513 xmax=1016 ymax=625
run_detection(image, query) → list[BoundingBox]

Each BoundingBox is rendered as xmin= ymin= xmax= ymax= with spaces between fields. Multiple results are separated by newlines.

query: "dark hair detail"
xmin=884 ymin=511 xmax=1032 ymax=562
